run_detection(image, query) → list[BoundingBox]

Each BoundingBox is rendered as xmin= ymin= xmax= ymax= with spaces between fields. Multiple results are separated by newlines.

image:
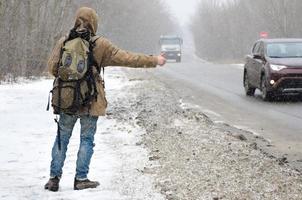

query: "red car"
xmin=243 ymin=38 xmax=302 ymax=100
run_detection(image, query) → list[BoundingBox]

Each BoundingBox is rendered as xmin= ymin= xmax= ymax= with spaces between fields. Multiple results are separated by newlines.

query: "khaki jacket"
xmin=47 ymin=7 xmax=158 ymax=116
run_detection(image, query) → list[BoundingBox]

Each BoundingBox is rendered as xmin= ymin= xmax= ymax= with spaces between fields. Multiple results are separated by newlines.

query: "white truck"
xmin=159 ymin=35 xmax=183 ymax=62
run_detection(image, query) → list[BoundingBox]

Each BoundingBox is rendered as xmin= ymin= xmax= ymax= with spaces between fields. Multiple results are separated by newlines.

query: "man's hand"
xmin=157 ymin=53 xmax=166 ymax=66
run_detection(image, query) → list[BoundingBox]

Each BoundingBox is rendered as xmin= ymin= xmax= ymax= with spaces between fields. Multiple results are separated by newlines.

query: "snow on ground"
xmin=0 ymin=68 xmax=164 ymax=200
xmin=231 ymin=63 xmax=244 ymax=70
xmin=124 ymin=70 xmax=302 ymax=199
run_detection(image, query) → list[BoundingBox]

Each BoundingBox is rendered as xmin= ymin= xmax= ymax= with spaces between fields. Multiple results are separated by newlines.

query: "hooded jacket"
xmin=48 ymin=7 xmax=158 ymax=116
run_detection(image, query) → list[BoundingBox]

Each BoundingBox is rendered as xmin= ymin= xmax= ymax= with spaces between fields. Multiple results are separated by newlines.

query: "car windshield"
xmin=160 ymin=38 xmax=181 ymax=45
xmin=267 ymin=42 xmax=302 ymax=58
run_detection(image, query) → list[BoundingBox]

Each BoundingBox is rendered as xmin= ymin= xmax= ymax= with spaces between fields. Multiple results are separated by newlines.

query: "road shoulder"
xmin=123 ymin=68 xmax=302 ymax=200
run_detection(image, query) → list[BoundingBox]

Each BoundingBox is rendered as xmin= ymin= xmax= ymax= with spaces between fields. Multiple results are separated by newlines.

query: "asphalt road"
xmin=152 ymin=53 xmax=302 ymax=163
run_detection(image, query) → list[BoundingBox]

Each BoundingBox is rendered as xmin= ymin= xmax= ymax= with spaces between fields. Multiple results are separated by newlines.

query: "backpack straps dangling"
xmin=54 ymin=116 xmax=61 ymax=151
xmin=101 ymin=65 xmax=105 ymax=88
xmin=56 ymin=79 xmax=62 ymax=151
xmin=46 ymin=91 xmax=51 ymax=111
xmin=87 ymin=36 xmax=100 ymax=102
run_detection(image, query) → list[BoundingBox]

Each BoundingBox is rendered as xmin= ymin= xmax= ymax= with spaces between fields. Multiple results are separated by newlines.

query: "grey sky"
xmin=164 ymin=0 xmax=200 ymax=25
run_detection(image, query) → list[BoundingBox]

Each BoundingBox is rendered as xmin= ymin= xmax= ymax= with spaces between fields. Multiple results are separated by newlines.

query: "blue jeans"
xmin=50 ymin=113 xmax=98 ymax=180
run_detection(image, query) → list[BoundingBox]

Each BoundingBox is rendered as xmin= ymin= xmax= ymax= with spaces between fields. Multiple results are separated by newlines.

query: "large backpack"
xmin=47 ymin=29 xmax=102 ymax=151
xmin=47 ymin=29 xmax=102 ymax=115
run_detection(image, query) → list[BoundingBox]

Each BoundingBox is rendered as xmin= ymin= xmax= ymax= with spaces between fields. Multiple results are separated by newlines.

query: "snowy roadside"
xmin=0 ymin=68 xmax=164 ymax=200
xmin=123 ymin=68 xmax=302 ymax=200
xmin=1 ymin=66 xmax=302 ymax=200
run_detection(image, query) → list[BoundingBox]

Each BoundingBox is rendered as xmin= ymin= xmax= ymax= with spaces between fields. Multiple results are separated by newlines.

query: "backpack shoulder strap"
xmin=89 ymin=36 xmax=104 ymax=76
xmin=90 ymin=36 xmax=101 ymax=47
xmin=90 ymin=36 xmax=105 ymax=87
xmin=91 ymin=35 xmax=101 ymax=41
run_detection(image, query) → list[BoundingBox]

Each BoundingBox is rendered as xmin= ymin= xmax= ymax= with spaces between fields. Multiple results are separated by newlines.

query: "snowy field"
xmin=0 ymin=69 xmax=163 ymax=200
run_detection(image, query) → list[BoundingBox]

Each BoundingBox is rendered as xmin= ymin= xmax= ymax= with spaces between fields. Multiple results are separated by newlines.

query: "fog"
xmin=165 ymin=0 xmax=200 ymax=25
xmin=3 ymin=0 xmax=302 ymax=80
xmin=0 ymin=0 xmax=175 ymax=80
xmin=191 ymin=0 xmax=302 ymax=61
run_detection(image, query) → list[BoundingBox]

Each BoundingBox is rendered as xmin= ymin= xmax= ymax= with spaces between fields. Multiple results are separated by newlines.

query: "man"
xmin=45 ymin=7 xmax=166 ymax=192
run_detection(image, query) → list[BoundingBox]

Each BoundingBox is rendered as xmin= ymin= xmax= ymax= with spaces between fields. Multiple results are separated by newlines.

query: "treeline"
xmin=191 ymin=0 xmax=302 ymax=61
xmin=0 ymin=0 xmax=175 ymax=81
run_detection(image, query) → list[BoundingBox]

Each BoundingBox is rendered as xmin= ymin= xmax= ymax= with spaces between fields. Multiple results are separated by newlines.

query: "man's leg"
xmin=45 ymin=113 xmax=77 ymax=191
xmin=50 ymin=113 xmax=78 ymax=177
xmin=74 ymin=115 xmax=99 ymax=190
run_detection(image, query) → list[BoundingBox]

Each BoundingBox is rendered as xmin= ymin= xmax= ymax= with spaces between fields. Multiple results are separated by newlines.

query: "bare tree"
xmin=191 ymin=0 xmax=302 ymax=61
xmin=0 ymin=0 xmax=176 ymax=82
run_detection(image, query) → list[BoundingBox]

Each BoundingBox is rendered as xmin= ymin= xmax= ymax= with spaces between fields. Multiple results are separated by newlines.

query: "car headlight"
xmin=270 ymin=64 xmax=287 ymax=71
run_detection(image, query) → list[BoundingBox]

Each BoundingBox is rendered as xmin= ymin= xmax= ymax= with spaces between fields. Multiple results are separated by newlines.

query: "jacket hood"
xmin=74 ymin=7 xmax=98 ymax=35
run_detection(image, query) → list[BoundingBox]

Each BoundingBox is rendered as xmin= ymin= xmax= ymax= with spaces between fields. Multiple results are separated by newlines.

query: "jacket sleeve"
xmin=99 ymin=38 xmax=158 ymax=68
xmin=47 ymin=37 xmax=65 ymax=77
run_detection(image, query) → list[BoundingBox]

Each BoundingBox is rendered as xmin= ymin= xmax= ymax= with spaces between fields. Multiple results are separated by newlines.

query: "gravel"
xmin=110 ymin=69 xmax=302 ymax=200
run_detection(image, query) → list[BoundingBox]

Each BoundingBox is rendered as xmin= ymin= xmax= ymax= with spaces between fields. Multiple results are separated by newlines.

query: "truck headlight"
xmin=270 ymin=64 xmax=287 ymax=71
xmin=177 ymin=53 xmax=181 ymax=56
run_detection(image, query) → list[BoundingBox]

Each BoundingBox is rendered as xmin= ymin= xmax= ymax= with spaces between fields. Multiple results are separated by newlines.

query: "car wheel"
xmin=243 ymin=71 xmax=255 ymax=96
xmin=261 ymin=75 xmax=273 ymax=101
xmin=176 ymin=57 xmax=181 ymax=63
